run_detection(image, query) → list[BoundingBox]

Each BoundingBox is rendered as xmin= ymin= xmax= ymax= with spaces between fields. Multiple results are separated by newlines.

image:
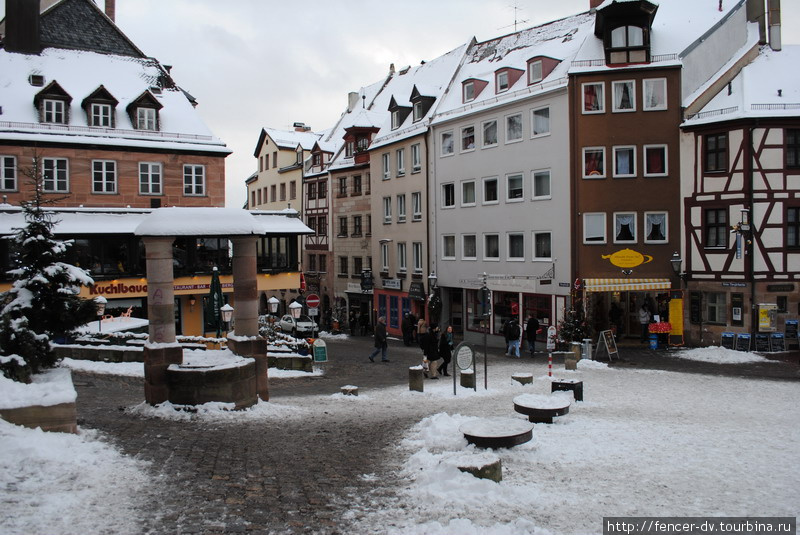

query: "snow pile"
xmin=60 ymin=358 xmax=144 ymax=377
xmin=670 ymin=346 xmax=775 ymax=364
xmin=0 ymin=368 xmax=76 ymax=409
xmin=126 ymin=399 xmax=308 ymax=422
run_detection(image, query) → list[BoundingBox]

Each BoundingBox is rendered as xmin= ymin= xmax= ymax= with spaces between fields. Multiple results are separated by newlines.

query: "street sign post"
xmin=305 ymin=293 xmax=321 ymax=309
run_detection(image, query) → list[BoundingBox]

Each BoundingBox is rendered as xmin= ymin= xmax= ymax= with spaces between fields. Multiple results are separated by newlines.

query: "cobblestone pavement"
xmin=73 ymin=334 xmax=799 ymax=534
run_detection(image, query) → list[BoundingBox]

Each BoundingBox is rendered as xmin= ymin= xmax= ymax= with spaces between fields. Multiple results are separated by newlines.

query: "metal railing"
xmin=0 ymin=120 xmax=215 ymax=142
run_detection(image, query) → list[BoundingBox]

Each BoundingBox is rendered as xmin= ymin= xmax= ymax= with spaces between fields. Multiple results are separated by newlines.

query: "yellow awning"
xmin=583 ymin=278 xmax=672 ymax=292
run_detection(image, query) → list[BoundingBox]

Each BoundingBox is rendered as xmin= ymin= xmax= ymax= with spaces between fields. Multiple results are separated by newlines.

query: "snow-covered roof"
xmin=0 ymin=47 xmax=230 ymax=154
xmin=261 ymin=127 xmax=321 ymax=151
xmin=683 ymin=45 xmax=800 ymax=126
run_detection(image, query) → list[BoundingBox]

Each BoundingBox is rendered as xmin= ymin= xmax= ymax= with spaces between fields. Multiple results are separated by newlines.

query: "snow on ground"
xmin=667 ymin=346 xmax=782 ymax=364
xmin=2 ymin=348 xmax=798 ymax=535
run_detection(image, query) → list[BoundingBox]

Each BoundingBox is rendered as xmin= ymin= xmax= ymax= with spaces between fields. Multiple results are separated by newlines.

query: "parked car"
xmin=278 ymin=314 xmax=317 ymax=337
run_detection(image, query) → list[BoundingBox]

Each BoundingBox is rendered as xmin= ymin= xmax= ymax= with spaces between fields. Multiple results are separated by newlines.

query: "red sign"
xmin=305 ymin=293 xmax=321 ymax=308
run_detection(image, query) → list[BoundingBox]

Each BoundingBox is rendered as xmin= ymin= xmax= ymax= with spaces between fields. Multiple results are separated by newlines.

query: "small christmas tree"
xmin=557 ymin=285 xmax=591 ymax=349
xmin=0 ymin=155 xmax=96 ymax=382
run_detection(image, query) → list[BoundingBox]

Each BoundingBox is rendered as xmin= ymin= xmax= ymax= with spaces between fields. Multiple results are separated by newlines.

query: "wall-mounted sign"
xmin=408 ymin=281 xmax=426 ymax=301
xmin=601 ymin=248 xmax=653 ymax=269
xmin=722 ymin=282 xmax=747 ymax=287
xmin=382 ymin=279 xmax=401 ymax=290
xmin=767 ymin=284 xmax=795 ymax=292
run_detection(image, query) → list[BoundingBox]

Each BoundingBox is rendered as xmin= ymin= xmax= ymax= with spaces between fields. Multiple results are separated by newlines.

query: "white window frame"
xmin=506 ymin=173 xmax=524 ymax=202
xmin=528 ymin=60 xmax=543 ymax=84
xmin=643 ymin=78 xmax=668 ymax=111
xmin=507 ymin=232 xmax=525 ymax=261
xmin=533 ymin=231 xmax=552 ymax=261
xmin=532 ymin=168 xmax=551 ymax=200
xmin=411 ymin=143 xmax=421 ymax=172
xmin=381 ymin=243 xmax=389 ymax=272
xmin=442 ymin=183 xmax=456 ymax=209
xmin=440 ymin=130 xmax=454 ymax=156
xmin=42 ymin=157 xmax=69 ymax=192
xmin=613 ymin=145 xmax=637 ymax=178
xmin=413 ymin=102 xmax=424 ymax=122
xmin=612 ymin=80 xmax=636 ymax=113
xmin=411 ymin=192 xmax=422 ymax=221
xmin=583 ymin=212 xmax=607 ymax=244
xmin=396 ymin=148 xmax=405 ymax=176
xmin=0 ymin=156 xmax=17 ymax=191
xmin=531 ymin=106 xmax=550 ymax=138
xmin=462 ymin=234 xmax=477 ymax=260
xmin=461 ymin=126 xmax=476 ymax=152
xmin=461 ymin=179 xmax=476 ymax=207
xmin=382 ymin=153 xmax=390 ymax=180
xmin=139 ymin=162 xmax=162 ymax=195
xmin=643 ymin=144 xmax=669 ymax=177
xmin=482 ymin=176 xmax=499 ymax=205
xmin=644 ymin=211 xmax=669 ymax=243
xmin=92 ymin=159 xmax=117 ymax=194
xmin=613 ymin=212 xmax=637 ymax=244
xmin=496 ymin=71 xmax=509 ymax=92
xmin=397 ymin=242 xmax=407 ymax=272
xmin=442 ymin=235 xmax=456 ymax=260
xmin=90 ymin=103 xmax=112 ymax=127
xmin=43 ymin=99 xmax=66 ymax=124
xmin=391 ymin=110 xmax=401 ymax=130
xmin=582 ymin=147 xmax=606 ymax=178
xmin=382 ymin=196 xmax=392 ymax=223
xmin=484 ymin=233 xmax=500 ymax=261
xmin=505 ymin=113 xmax=523 ymax=144
xmin=397 ymin=194 xmax=407 ymax=223
xmin=582 ymin=82 xmax=605 ymax=114
xmin=412 ymin=242 xmax=423 ymax=273
xmin=137 ymin=107 xmax=157 ymax=130
xmin=482 ymin=119 xmax=498 ymax=148
xmin=463 ymin=81 xmax=475 ymax=103
xmin=183 ymin=164 xmax=205 ymax=196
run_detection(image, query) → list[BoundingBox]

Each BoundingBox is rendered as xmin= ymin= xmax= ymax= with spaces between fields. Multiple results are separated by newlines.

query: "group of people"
xmin=502 ymin=314 xmax=541 ymax=358
xmin=368 ymin=315 xmax=455 ymax=378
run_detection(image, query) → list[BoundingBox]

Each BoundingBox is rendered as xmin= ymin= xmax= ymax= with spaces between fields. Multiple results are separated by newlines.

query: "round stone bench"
xmin=511 ymin=373 xmax=533 ymax=385
xmin=459 ymin=417 xmax=533 ymax=449
xmin=513 ymin=393 xmax=571 ymax=424
xmin=442 ymin=452 xmax=502 ymax=482
xmin=340 ymin=385 xmax=358 ymax=396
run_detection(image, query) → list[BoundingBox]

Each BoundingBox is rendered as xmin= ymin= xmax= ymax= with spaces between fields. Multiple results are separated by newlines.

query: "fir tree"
xmin=557 ymin=287 xmax=591 ymax=349
xmin=0 ymin=154 xmax=96 ymax=382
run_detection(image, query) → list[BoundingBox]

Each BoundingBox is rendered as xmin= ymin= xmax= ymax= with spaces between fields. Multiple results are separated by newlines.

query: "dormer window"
xmin=497 ymin=71 xmax=509 ymax=92
xmin=43 ymin=99 xmax=66 ymax=123
xmin=127 ymin=91 xmax=163 ymax=131
xmin=528 ymin=60 xmax=543 ymax=84
xmin=461 ymin=79 xmax=488 ymax=103
xmin=412 ymin=102 xmax=424 ymax=122
xmin=409 ymin=85 xmax=435 ymax=124
xmin=594 ymin=0 xmax=656 ymax=66
xmin=391 ymin=110 xmax=402 ymax=129
xmin=388 ymin=96 xmax=412 ymax=131
xmin=494 ymin=68 xmax=524 ymax=94
xmin=91 ymin=104 xmax=112 ymax=127
xmin=608 ymin=25 xmax=648 ymax=64
xmin=345 ymin=141 xmax=354 ymax=158
xmin=137 ymin=108 xmax=157 ymax=130
xmin=82 ymin=86 xmax=118 ymax=128
xmin=463 ymin=81 xmax=475 ymax=102
xmin=611 ymin=25 xmax=644 ymax=48
xmin=34 ymin=81 xmax=72 ymax=125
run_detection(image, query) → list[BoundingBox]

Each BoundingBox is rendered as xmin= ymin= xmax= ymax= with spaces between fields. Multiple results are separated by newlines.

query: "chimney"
xmin=4 ymin=0 xmax=41 ymax=54
xmin=768 ymin=0 xmax=781 ymax=51
xmin=105 ymin=0 xmax=116 ymax=22
xmin=746 ymin=0 xmax=767 ymax=45
xmin=347 ymin=91 xmax=360 ymax=113
xmin=293 ymin=122 xmax=310 ymax=132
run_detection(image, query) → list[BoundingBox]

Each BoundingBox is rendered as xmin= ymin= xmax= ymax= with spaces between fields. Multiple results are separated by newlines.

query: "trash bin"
xmin=570 ymin=342 xmax=582 ymax=360
xmin=582 ymin=338 xmax=592 ymax=360
xmin=649 ymin=333 xmax=658 ymax=350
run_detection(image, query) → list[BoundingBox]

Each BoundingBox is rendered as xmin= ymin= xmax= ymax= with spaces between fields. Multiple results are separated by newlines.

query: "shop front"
xmin=345 ymin=282 xmax=373 ymax=336
xmin=374 ymin=278 xmax=426 ymax=337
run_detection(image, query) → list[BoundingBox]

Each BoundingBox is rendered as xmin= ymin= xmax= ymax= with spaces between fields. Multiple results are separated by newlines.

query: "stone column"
xmin=229 ymin=236 xmax=269 ymax=401
xmin=141 ymin=236 xmax=182 ymax=405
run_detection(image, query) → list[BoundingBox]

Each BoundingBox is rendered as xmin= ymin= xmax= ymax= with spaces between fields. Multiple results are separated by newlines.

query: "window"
xmin=483 ymin=177 xmax=498 ymax=204
xmin=396 ymin=148 xmax=405 ymax=176
xmin=353 ymin=215 xmax=363 ymax=236
xmin=308 ymin=182 xmax=317 ymax=200
xmin=706 ymin=292 xmax=727 ymax=324
xmin=528 ymin=60 xmax=543 ymax=84
xmin=584 ymin=213 xmax=607 ymax=243
xmin=442 ymin=235 xmax=456 ymax=259
xmin=270 ymin=184 xmax=277 ymax=202
xmin=644 ymin=145 xmax=668 ymax=176
xmin=508 ymin=233 xmax=524 ymax=260
xmin=411 ymin=192 xmax=422 ymax=221
xmin=353 ymin=175 xmax=362 ymax=194
xmin=645 ymin=212 xmax=668 ymax=243
xmin=383 ymin=197 xmax=392 ymax=223
xmin=482 ymin=120 xmax=498 ymax=147
xmin=318 ymin=181 xmax=327 ymax=199
xmin=613 ymin=146 xmax=636 ymax=177
xmin=90 ymin=103 xmax=112 ymax=127
xmin=397 ymin=194 xmax=406 ymax=222
xmin=184 ymin=165 xmax=205 ymax=196
xmin=704 ymin=134 xmax=728 ymax=173
xmin=788 ymin=207 xmax=800 ymax=247
xmin=484 ymin=234 xmax=500 ymax=260
xmin=463 ymin=81 xmax=475 ymax=102
xmin=43 ymin=99 xmax=66 ymax=123
xmin=413 ymin=102 xmax=425 ymax=122
xmin=506 ymin=113 xmax=523 ymax=143
xmin=413 ymin=242 xmax=423 ymax=272
xmin=353 ymin=256 xmax=363 ymax=277
xmin=290 ymin=181 xmax=296 ymax=200
xmin=318 ymin=216 xmax=327 ymax=236
xmin=461 ymin=126 xmax=475 ymax=151
xmin=338 ymin=176 xmax=347 ymax=196
xmin=307 ymin=217 xmax=317 ymax=235
xmin=319 ymin=254 xmax=326 ymax=272
xmin=91 ymin=160 xmax=116 ymax=194
xmin=139 ymin=162 xmax=162 ymax=195
xmin=583 ymin=147 xmax=606 ymax=178
xmin=533 ymin=231 xmax=552 ymax=259
xmin=582 ymin=82 xmax=604 ymax=113
xmin=391 ymin=110 xmax=401 ymax=130
xmin=264 ymin=154 xmax=269 ymax=169
xmin=43 ymin=158 xmax=68 ymax=192
xmin=705 ymin=208 xmax=728 ymax=248
xmin=612 ymin=80 xmax=635 ymax=112
xmin=643 ymin=78 xmax=667 ymax=111
xmin=441 ymin=131 xmax=454 ymax=156
xmin=411 ymin=144 xmax=421 ymax=172
xmin=609 ymin=25 xmax=647 ymax=63
xmin=614 ymin=212 xmax=637 ymax=243
xmin=339 ymin=256 xmax=349 ymax=276
xmin=279 ymin=183 xmax=286 ymax=201
xmin=532 ymin=169 xmax=551 ymax=199
xmin=532 ymin=107 xmax=550 ymax=137
xmin=381 ymin=243 xmax=389 ymax=272
xmin=506 ymin=173 xmax=523 ymax=201
xmin=461 ymin=180 xmax=476 ymax=206
xmin=496 ymin=71 xmax=509 ymax=92
xmin=136 ymin=107 xmax=157 ymax=130
xmin=442 ymin=183 xmax=456 ymax=208
xmin=308 ymin=254 xmax=316 ymax=272
xmin=382 ymin=153 xmax=390 ymax=179
xmin=257 ymin=189 xmax=262 ymax=205
xmin=338 ymin=216 xmax=348 ymax=237
xmin=462 ymin=235 xmax=477 ymax=260
xmin=787 ymin=129 xmax=800 ymax=168
xmin=273 ymin=151 xmax=277 ymax=168
xmin=366 ymin=214 xmax=372 ymax=235
xmin=0 ymin=156 xmax=16 ymax=191
xmin=397 ymin=242 xmax=407 ymax=272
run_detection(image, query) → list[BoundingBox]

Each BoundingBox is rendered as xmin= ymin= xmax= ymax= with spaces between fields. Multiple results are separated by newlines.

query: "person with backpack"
xmin=507 ymin=319 xmax=521 ymax=358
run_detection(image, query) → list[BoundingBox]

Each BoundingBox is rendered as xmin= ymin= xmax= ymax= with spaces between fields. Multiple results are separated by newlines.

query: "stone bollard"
xmin=565 ymin=356 xmax=578 ymax=370
xmin=511 ymin=373 xmax=533 ymax=385
xmin=450 ymin=454 xmax=503 ymax=483
xmin=409 ymin=366 xmax=424 ymax=392
xmin=340 ymin=385 xmax=358 ymax=396
xmin=460 ymin=369 xmax=476 ymax=389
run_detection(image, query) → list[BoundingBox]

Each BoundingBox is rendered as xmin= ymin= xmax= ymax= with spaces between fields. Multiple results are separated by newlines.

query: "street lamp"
xmin=670 ymin=252 xmax=683 ymax=280
xmin=268 ymin=296 xmax=280 ymax=315
xmin=289 ymin=301 xmax=302 ymax=319
xmin=220 ymin=304 xmax=234 ymax=335
xmin=94 ymin=296 xmax=107 ymax=333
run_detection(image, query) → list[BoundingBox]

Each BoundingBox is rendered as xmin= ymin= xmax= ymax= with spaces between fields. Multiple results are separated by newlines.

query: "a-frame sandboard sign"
xmin=595 ymin=330 xmax=619 ymax=361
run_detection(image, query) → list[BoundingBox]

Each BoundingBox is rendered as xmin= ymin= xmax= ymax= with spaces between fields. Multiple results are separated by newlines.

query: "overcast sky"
xmin=11 ymin=1 xmax=799 ymax=208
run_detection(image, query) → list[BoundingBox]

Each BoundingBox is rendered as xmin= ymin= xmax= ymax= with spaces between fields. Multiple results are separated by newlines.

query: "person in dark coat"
xmin=525 ymin=314 xmax=540 ymax=355
xmin=437 ymin=324 xmax=454 ymax=376
xmin=401 ymin=313 xmax=413 ymax=346
xmin=367 ymin=316 xmax=389 ymax=362
xmin=424 ymin=324 xmax=441 ymax=379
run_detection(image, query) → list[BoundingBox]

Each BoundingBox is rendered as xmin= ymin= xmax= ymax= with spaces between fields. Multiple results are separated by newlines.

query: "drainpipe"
xmin=747 ymin=124 xmax=757 ymax=334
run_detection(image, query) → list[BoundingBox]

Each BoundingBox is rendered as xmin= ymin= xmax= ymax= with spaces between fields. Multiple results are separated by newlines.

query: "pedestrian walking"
xmin=368 ymin=316 xmax=389 ymax=362
xmin=639 ymin=304 xmax=651 ymax=344
xmin=401 ymin=313 xmax=413 ymax=346
xmin=525 ymin=314 xmax=540 ymax=355
xmin=506 ymin=319 xmax=521 ymax=358
xmin=425 ymin=324 xmax=441 ymax=379
xmin=437 ymin=324 xmax=454 ymax=376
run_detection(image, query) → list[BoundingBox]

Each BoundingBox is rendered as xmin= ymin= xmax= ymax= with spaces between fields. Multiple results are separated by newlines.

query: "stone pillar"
xmin=142 ymin=236 xmax=182 ymax=405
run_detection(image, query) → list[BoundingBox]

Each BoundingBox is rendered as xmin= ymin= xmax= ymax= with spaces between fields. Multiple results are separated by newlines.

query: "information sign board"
xmin=754 ymin=333 xmax=770 ymax=352
xmin=770 ymin=333 xmax=785 ymax=352
xmin=312 ymin=339 xmax=328 ymax=362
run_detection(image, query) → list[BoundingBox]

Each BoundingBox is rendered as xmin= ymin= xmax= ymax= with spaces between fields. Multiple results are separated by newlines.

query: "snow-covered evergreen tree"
xmin=0 ymin=155 xmax=96 ymax=382
xmin=557 ymin=286 xmax=591 ymax=349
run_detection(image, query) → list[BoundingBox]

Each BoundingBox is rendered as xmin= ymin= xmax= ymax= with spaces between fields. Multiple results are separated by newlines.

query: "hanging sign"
xmin=601 ymin=248 xmax=653 ymax=269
